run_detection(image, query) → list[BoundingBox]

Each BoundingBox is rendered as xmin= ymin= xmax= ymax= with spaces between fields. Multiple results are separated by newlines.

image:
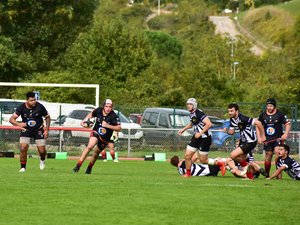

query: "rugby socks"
xmin=186 ymin=169 xmax=191 ymax=176
xmin=20 ymin=161 xmax=26 ymax=169
xmin=110 ymin=150 xmax=115 ymax=160
xmin=246 ymin=172 xmax=254 ymax=180
xmin=265 ymin=161 xmax=271 ymax=177
xmin=101 ymin=151 xmax=106 ymax=160
xmin=240 ymin=160 xmax=248 ymax=167
xmin=40 ymin=154 xmax=46 ymax=161
xmin=76 ymin=160 xmax=83 ymax=168
xmin=88 ymin=162 xmax=94 ymax=168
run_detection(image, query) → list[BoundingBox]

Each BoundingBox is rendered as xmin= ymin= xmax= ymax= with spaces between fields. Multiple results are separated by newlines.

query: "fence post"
xmin=127 ymin=128 xmax=131 ymax=157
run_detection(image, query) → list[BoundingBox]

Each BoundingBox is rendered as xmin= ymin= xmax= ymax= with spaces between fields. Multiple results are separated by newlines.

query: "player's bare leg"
xmin=184 ymin=150 xmax=194 ymax=177
xmin=85 ymin=147 xmax=101 ymax=174
xmin=264 ymin=150 xmax=273 ymax=177
xmin=19 ymin=143 xmax=29 ymax=172
xmin=73 ymin=137 xmax=97 ymax=172
xmin=36 ymin=139 xmax=47 ymax=170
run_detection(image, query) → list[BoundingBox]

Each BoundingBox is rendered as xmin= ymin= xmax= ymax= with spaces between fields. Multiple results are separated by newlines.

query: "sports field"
xmin=0 ymin=157 xmax=299 ymax=225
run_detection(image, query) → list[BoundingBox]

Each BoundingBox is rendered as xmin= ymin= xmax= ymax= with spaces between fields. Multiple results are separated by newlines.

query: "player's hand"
xmin=178 ymin=129 xmax=184 ymax=135
xmin=80 ymin=121 xmax=86 ymax=127
xmin=44 ymin=129 xmax=49 ymax=139
xmin=102 ymin=121 xmax=109 ymax=128
xmin=19 ymin=122 xmax=27 ymax=131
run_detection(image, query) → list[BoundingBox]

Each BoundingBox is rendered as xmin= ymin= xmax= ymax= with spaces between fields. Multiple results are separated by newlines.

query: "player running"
xmin=224 ymin=103 xmax=266 ymax=177
xmin=72 ymin=99 xmax=121 ymax=174
xmin=9 ymin=92 xmax=51 ymax=172
xmin=257 ymin=98 xmax=291 ymax=177
xmin=178 ymin=98 xmax=226 ymax=178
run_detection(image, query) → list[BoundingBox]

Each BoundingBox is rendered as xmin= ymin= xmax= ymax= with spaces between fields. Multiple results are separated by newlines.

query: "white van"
xmin=0 ymin=98 xmax=24 ymax=125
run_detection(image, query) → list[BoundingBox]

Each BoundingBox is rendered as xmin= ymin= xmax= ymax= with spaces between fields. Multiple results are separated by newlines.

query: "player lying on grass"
xmin=170 ymin=155 xmax=221 ymax=177
xmin=267 ymin=144 xmax=300 ymax=180
xmin=225 ymin=156 xmax=267 ymax=180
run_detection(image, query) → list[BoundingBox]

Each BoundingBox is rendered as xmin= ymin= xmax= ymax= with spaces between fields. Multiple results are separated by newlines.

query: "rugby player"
xmin=9 ymin=92 xmax=50 ymax=172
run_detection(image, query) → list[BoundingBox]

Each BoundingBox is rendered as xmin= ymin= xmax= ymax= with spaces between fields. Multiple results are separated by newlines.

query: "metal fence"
xmin=1 ymin=126 xmax=300 ymax=159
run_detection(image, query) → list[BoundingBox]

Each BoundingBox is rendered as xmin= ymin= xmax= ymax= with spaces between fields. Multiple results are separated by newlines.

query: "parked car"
xmin=62 ymin=108 xmax=143 ymax=146
xmin=141 ymin=108 xmax=193 ymax=148
xmin=0 ymin=99 xmax=24 ymax=142
xmin=0 ymin=99 xmax=23 ymax=125
xmin=128 ymin=113 xmax=143 ymax=124
xmin=210 ymin=120 xmax=240 ymax=151
xmin=141 ymin=107 xmax=235 ymax=150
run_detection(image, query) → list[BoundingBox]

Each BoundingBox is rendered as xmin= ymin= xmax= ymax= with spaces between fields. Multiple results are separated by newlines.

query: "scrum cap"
xmin=103 ymin=99 xmax=113 ymax=106
xmin=186 ymin=98 xmax=197 ymax=109
xmin=266 ymin=98 xmax=276 ymax=108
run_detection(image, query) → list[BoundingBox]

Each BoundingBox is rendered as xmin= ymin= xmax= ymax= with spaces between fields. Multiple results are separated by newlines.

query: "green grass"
xmin=277 ymin=0 xmax=300 ymax=16
xmin=0 ymin=158 xmax=300 ymax=225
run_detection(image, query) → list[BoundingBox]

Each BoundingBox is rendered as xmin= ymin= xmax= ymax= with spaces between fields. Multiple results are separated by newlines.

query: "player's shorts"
xmin=92 ymin=132 xmax=109 ymax=151
xmin=187 ymin=135 xmax=212 ymax=154
xmin=20 ymin=127 xmax=45 ymax=140
xmin=239 ymin=141 xmax=257 ymax=154
xmin=207 ymin=165 xmax=220 ymax=176
xmin=264 ymin=139 xmax=283 ymax=152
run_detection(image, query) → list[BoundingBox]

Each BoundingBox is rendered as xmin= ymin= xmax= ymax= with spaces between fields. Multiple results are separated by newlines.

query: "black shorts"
xmin=207 ymin=165 xmax=220 ymax=176
xmin=92 ymin=132 xmax=109 ymax=151
xmin=188 ymin=135 xmax=212 ymax=152
xmin=239 ymin=141 xmax=257 ymax=154
xmin=20 ymin=127 xmax=45 ymax=140
xmin=264 ymin=139 xmax=283 ymax=151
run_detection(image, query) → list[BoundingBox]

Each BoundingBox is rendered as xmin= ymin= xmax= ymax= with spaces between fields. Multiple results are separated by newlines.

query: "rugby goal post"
xmin=0 ymin=82 xmax=100 ymax=107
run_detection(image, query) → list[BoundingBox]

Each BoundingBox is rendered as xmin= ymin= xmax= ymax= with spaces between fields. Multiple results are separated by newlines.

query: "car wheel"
xmin=221 ymin=137 xmax=236 ymax=152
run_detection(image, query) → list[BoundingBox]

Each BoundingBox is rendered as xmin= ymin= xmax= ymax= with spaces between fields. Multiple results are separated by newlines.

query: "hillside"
xmin=238 ymin=1 xmax=299 ymax=49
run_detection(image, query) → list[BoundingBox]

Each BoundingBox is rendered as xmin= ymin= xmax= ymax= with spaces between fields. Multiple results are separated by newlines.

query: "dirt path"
xmin=209 ymin=16 xmax=264 ymax=56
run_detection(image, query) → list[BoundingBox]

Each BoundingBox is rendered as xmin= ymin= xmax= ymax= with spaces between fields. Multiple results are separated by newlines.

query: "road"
xmin=209 ymin=16 xmax=264 ymax=56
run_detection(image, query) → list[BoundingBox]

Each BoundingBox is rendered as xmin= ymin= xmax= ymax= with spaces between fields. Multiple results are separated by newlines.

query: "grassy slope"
xmin=0 ymin=158 xmax=300 ymax=225
xmin=277 ymin=0 xmax=300 ymax=16
xmin=238 ymin=0 xmax=299 ymax=48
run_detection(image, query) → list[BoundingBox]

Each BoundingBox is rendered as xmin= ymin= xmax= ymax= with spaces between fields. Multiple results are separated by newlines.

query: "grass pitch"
xmin=0 ymin=158 xmax=299 ymax=225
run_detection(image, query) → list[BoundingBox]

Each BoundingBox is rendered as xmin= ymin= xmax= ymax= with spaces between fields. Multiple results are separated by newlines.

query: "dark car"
xmin=141 ymin=108 xmax=192 ymax=149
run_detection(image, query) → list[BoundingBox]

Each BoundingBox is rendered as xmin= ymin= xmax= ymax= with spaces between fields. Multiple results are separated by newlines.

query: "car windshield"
xmin=115 ymin=111 xmax=131 ymax=123
xmin=0 ymin=101 xmax=22 ymax=114
xmin=169 ymin=114 xmax=190 ymax=127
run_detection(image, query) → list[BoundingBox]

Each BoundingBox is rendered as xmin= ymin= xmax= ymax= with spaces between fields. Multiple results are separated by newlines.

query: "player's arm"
xmin=9 ymin=113 xmax=27 ymax=130
xmin=178 ymin=122 xmax=192 ymax=135
xmin=224 ymin=127 xmax=235 ymax=135
xmin=254 ymin=119 xmax=266 ymax=143
xmin=102 ymin=121 xmax=121 ymax=132
xmin=195 ymin=117 xmax=212 ymax=138
xmin=43 ymin=115 xmax=51 ymax=139
xmin=267 ymin=166 xmax=285 ymax=180
xmin=281 ymin=121 xmax=291 ymax=140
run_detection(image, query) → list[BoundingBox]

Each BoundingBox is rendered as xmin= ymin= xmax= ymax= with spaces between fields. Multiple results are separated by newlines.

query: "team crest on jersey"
xmin=98 ymin=127 xmax=107 ymax=136
xmin=238 ymin=122 xmax=246 ymax=130
xmin=191 ymin=116 xmax=199 ymax=124
xmin=266 ymin=127 xmax=275 ymax=135
xmin=27 ymin=120 xmax=36 ymax=127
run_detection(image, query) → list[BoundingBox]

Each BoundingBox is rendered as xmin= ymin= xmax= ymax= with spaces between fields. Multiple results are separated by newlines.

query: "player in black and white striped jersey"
xmin=178 ymin=98 xmax=226 ymax=177
xmin=170 ymin=156 xmax=220 ymax=177
xmin=267 ymin=144 xmax=300 ymax=180
xmin=224 ymin=103 xmax=266 ymax=179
